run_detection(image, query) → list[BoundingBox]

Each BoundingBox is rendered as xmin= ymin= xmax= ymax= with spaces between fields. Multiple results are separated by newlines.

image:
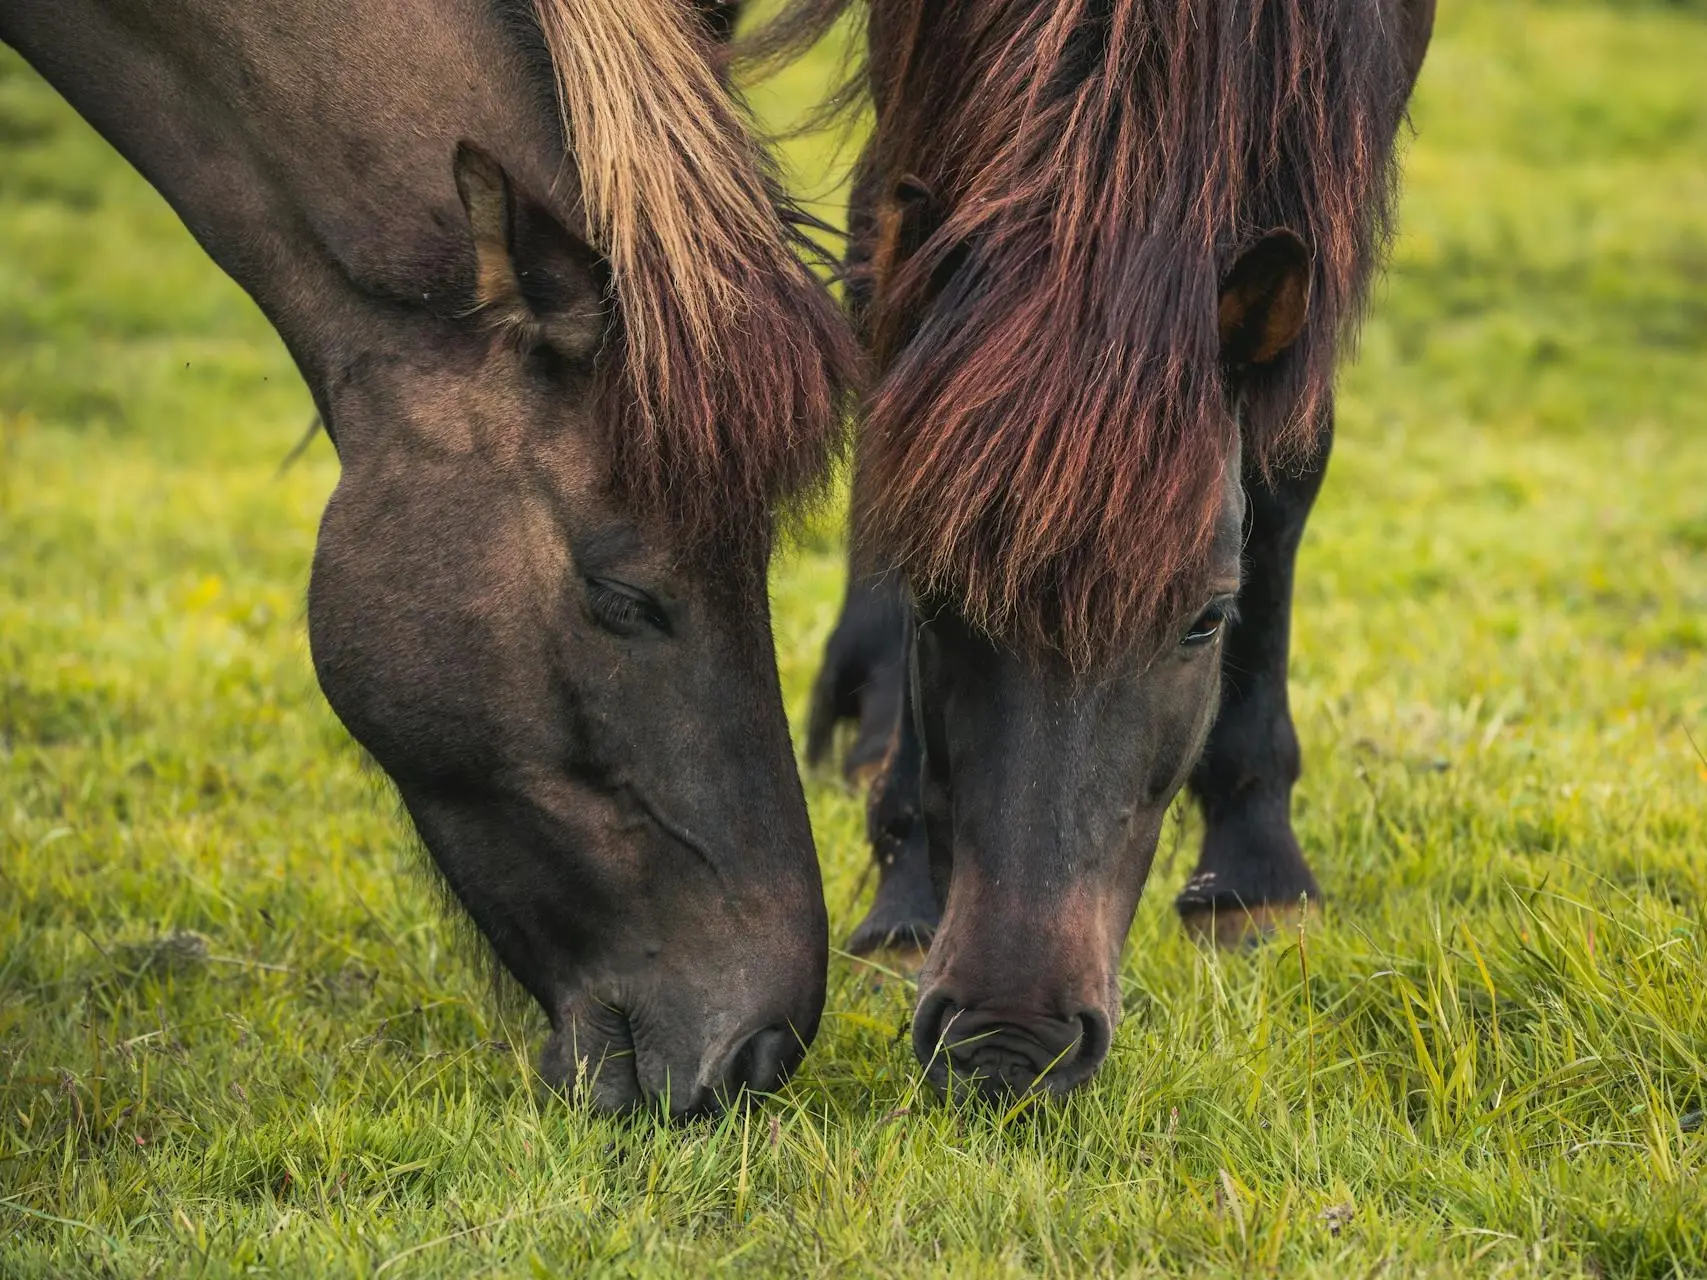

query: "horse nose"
xmin=911 ymin=989 xmax=1111 ymax=1098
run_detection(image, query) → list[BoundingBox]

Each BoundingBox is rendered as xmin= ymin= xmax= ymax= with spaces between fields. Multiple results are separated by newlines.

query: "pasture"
xmin=2 ymin=2 xmax=1705 ymax=1275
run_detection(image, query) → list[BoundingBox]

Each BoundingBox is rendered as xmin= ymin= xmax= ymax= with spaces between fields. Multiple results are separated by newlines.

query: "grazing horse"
xmin=0 ymin=0 xmax=859 ymax=1116
xmin=764 ymin=0 xmax=1436 ymax=1097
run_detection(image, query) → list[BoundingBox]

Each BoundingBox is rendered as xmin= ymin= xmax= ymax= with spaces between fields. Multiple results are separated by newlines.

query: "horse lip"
xmin=541 ymin=995 xmax=645 ymax=1109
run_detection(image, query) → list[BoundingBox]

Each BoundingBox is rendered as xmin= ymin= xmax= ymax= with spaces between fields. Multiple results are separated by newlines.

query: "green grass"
xmin=3 ymin=3 xmax=1706 ymax=1275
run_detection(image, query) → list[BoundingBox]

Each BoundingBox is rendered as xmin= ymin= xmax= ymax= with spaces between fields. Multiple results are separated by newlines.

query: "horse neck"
xmin=0 ymin=0 xmax=571 ymax=395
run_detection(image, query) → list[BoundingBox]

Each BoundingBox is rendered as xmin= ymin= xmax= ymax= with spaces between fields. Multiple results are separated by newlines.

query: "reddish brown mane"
xmin=529 ymin=0 xmax=860 ymax=548
xmin=757 ymin=0 xmax=1417 ymax=661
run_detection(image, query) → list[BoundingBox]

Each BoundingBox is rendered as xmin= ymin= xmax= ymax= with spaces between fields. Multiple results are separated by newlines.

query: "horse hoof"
xmin=849 ymin=942 xmax=929 ymax=988
xmin=846 ymin=911 xmax=934 ymax=988
xmin=846 ymin=759 xmax=885 ymax=790
xmin=1179 ymin=902 xmax=1311 ymax=950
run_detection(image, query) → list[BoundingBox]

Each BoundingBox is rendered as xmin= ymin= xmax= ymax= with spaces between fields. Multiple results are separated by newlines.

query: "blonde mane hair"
xmin=531 ymin=0 xmax=859 ymax=543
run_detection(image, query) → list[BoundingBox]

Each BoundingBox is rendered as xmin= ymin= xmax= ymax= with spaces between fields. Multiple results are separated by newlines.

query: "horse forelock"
xmin=524 ymin=0 xmax=859 ymax=548
xmin=837 ymin=0 xmax=1414 ymax=665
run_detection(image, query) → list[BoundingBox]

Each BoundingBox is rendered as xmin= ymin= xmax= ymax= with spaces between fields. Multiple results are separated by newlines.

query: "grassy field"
xmin=3 ymin=3 xmax=1706 ymax=1276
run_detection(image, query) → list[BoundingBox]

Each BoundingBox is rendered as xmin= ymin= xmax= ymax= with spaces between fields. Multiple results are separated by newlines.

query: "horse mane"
xmin=753 ymin=0 xmax=1416 ymax=663
xmin=526 ymin=0 xmax=860 ymax=547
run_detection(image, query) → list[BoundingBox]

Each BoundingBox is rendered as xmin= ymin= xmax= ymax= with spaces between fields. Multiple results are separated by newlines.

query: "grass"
xmin=2 ymin=2 xmax=1705 ymax=1275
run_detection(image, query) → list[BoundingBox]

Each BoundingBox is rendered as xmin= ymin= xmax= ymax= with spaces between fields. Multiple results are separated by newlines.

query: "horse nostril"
xmin=912 ymin=992 xmax=1112 ymax=1098
xmin=1073 ymin=1009 xmax=1111 ymax=1079
xmin=911 ymin=989 xmax=962 ymax=1076
xmin=715 ymin=1023 xmax=805 ymax=1105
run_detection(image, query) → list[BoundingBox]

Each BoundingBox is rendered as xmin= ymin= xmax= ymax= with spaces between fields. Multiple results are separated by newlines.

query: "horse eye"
xmin=585 ymin=578 xmax=671 ymax=637
xmin=1181 ymin=598 xmax=1238 ymax=648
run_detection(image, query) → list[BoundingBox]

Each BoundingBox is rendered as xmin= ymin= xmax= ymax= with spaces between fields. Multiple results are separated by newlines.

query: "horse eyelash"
xmin=1205 ymin=599 xmax=1240 ymax=629
xmin=588 ymin=583 xmax=642 ymax=626
xmin=587 ymin=581 xmax=669 ymax=634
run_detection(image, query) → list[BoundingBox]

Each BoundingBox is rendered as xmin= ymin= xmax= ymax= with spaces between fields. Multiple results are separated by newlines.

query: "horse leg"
xmin=846 ymin=619 xmax=937 ymax=966
xmin=1178 ymin=420 xmax=1331 ymax=947
xmin=804 ymin=559 xmax=908 ymax=785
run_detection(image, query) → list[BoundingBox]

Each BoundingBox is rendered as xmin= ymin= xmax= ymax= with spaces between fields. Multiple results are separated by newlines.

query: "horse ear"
xmin=873 ymin=174 xmax=939 ymax=290
xmin=1219 ymin=229 xmax=1313 ymax=366
xmin=453 ymin=143 xmax=607 ymax=362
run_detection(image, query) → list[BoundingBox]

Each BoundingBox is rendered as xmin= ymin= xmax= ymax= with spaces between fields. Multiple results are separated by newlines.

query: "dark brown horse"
xmin=1 ymin=0 xmax=859 ymax=1116
xmin=763 ymin=0 xmax=1436 ymax=1097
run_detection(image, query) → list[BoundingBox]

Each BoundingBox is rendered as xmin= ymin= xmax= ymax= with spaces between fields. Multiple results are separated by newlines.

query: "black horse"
xmin=1 ymin=0 xmax=859 ymax=1116
xmin=768 ymin=0 xmax=1437 ymax=1097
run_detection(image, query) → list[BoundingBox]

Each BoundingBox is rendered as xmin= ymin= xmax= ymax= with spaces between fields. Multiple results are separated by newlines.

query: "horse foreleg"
xmin=805 ymin=562 xmax=908 ymax=784
xmin=1178 ymin=416 xmax=1332 ymax=947
xmin=845 ymin=622 xmax=937 ymax=969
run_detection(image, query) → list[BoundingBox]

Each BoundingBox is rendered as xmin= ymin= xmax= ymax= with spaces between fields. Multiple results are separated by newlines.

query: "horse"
xmin=1 ymin=0 xmax=860 ymax=1117
xmin=759 ymin=0 xmax=1437 ymax=1098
